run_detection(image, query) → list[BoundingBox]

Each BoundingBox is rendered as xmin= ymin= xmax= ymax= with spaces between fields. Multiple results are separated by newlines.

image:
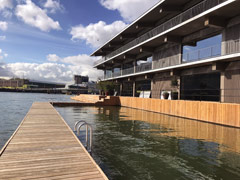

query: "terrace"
xmin=94 ymin=0 xmax=238 ymax=68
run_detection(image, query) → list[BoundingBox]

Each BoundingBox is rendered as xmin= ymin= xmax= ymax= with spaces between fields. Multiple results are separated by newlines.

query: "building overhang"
xmin=91 ymin=0 xmax=196 ymax=57
xmin=94 ymin=0 xmax=240 ymax=68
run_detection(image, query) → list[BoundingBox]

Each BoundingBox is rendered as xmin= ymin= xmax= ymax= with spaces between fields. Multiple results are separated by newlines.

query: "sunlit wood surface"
xmin=0 ymin=102 xmax=108 ymax=180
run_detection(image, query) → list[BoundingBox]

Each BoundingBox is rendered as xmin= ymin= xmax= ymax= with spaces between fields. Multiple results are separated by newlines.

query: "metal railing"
xmin=182 ymin=44 xmax=221 ymax=62
xmin=136 ymin=63 xmax=152 ymax=73
xmin=74 ymin=120 xmax=93 ymax=153
xmin=96 ymin=0 xmax=228 ymax=64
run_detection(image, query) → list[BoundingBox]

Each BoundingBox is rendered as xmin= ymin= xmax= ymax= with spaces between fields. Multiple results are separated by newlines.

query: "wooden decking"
xmin=0 ymin=102 xmax=108 ymax=180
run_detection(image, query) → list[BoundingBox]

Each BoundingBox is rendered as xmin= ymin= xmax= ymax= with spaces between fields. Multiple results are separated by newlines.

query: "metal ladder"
xmin=74 ymin=120 xmax=93 ymax=153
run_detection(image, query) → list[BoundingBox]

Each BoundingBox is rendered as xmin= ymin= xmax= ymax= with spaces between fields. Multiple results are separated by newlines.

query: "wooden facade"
xmin=73 ymin=95 xmax=240 ymax=128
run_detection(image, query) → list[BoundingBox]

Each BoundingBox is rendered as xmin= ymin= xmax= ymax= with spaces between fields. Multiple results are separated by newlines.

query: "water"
xmin=0 ymin=92 xmax=73 ymax=148
xmin=56 ymin=106 xmax=240 ymax=180
xmin=0 ymin=92 xmax=240 ymax=179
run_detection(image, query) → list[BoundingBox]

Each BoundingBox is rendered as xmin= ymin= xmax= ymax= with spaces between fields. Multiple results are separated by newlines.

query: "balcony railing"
xmin=136 ymin=63 xmax=152 ymax=73
xmin=122 ymin=67 xmax=134 ymax=75
xmin=105 ymin=73 xmax=112 ymax=79
xmin=102 ymin=39 xmax=240 ymax=80
xmin=113 ymin=71 xmax=121 ymax=77
xmin=93 ymin=57 xmax=106 ymax=66
xmin=182 ymin=44 xmax=221 ymax=62
xmin=94 ymin=0 xmax=227 ymax=66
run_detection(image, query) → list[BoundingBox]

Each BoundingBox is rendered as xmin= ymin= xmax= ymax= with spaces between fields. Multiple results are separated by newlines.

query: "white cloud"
xmin=0 ymin=0 xmax=13 ymax=19
xmin=0 ymin=21 xmax=8 ymax=31
xmin=100 ymin=0 xmax=159 ymax=22
xmin=15 ymin=0 xmax=61 ymax=32
xmin=47 ymin=54 xmax=61 ymax=62
xmin=70 ymin=20 xmax=127 ymax=48
xmin=2 ymin=9 xmax=13 ymax=18
xmin=0 ymin=48 xmax=7 ymax=60
xmin=43 ymin=0 xmax=63 ymax=13
xmin=0 ymin=0 xmax=13 ymax=10
xmin=0 ymin=36 xmax=6 ymax=40
xmin=0 ymin=54 xmax=103 ymax=82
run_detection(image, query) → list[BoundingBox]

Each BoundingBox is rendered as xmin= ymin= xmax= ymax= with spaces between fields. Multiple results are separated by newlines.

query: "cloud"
xmin=70 ymin=20 xmax=127 ymax=48
xmin=0 ymin=21 xmax=8 ymax=31
xmin=100 ymin=0 xmax=159 ymax=22
xmin=0 ymin=48 xmax=7 ymax=60
xmin=0 ymin=36 xmax=6 ymax=40
xmin=15 ymin=0 xmax=61 ymax=32
xmin=0 ymin=0 xmax=13 ymax=19
xmin=43 ymin=0 xmax=63 ymax=13
xmin=47 ymin=54 xmax=61 ymax=62
xmin=2 ymin=9 xmax=13 ymax=18
xmin=0 ymin=54 xmax=103 ymax=82
xmin=0 ymin=0 xmax=13 ymax=10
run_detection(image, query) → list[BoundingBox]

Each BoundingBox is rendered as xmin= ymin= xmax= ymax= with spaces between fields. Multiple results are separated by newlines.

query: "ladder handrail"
xmin=74 ymin=120 xmax=86 ymax=131
xmin=75 ymin=121 xmax=93 ymax=153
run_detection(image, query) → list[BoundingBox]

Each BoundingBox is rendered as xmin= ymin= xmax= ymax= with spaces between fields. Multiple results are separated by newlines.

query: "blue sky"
xmin=0 ymin=0 xmax=160 ymax=82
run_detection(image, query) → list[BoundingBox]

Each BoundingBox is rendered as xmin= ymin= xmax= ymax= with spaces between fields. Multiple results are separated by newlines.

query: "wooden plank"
xmin=0 ymin=102 xmax=108 ymax=180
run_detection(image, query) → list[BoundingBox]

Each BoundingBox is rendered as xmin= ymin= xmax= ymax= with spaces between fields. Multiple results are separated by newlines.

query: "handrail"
xmin=76 ymin=122 xmax=93 ymax=153
xmin=74 ymin=120 xmax=86 ymax=131
xmin=95 ymin=0 xmax=228 ymax=65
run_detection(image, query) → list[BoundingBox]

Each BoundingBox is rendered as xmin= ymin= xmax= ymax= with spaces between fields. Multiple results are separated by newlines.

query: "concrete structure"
xmin=92 ymin=0 xmax=240 ymax=103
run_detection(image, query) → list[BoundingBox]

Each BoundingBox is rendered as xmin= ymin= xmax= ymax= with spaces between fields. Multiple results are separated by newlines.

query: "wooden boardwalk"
xmin=0 ymin=102 xmax=108 ymax=180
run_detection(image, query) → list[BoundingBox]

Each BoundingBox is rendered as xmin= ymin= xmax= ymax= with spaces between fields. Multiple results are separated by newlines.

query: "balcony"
xmin=113 ymin=71 xmax=121 ymax=77
xmin=102 ymin=39 xmax=240 ymax=80
xmin=122 ymin=67 xmax=134 ymax=76
xmin=136 ymin=63 xmax=152 ymax=73
xmin=182 ymin=44 xmax=221 ymax=62
xmin=94 ymin=0 xmax=229 ymax=67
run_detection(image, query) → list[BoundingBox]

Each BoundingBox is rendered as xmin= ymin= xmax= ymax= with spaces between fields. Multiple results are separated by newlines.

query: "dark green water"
xmin=56 ymin=106 xmax=240 ymax=180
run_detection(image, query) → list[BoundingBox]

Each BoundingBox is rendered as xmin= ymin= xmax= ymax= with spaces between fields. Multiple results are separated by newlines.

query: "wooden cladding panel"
xmin=73 ymin=95 xmax=240 ymax=128
xmin=117 ymin=97 xmax=240 ymax=128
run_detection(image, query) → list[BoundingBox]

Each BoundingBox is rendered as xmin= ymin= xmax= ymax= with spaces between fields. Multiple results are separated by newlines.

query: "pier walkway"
xmin=0 ymin=102 xmax=108 ymax=180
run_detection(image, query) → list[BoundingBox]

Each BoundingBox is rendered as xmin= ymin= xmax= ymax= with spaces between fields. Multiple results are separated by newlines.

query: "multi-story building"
xmin=92 ymin=0 xmax=240 ymax=103
xmin=74 ymin=75 xmax=89 ymax=84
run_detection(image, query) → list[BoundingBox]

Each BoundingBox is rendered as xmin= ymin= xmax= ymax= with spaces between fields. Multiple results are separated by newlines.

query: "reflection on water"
xmin=56 ymin=106 xmax=240 ymax=180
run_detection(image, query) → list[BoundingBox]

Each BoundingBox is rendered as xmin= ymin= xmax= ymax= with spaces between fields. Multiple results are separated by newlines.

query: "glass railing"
xmin=122 ymin=67 xmax=134 ymax=75
xmin=94 ymin=0 xmax=228 ymax=67
xmin=136 ymin=63 xmax=152 ymax=73
xmin=102 ymin=39 xmax=240 ymax=80
xmin=113 ymin=71 xmax=121 ymax=77
xmin=182 ymin=44 xmax=221 ymax=62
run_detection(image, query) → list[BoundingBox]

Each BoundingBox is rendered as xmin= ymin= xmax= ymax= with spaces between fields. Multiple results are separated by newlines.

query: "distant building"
xmin=0 ymin=78 xmax=65 ymax=89
xmin=74 ymin=75 xmax=89 ymax=84
xmin=25 ymin=80 xmax=65 ymax=89
xmin=0 ymin=78 xmax=26 ymax=88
